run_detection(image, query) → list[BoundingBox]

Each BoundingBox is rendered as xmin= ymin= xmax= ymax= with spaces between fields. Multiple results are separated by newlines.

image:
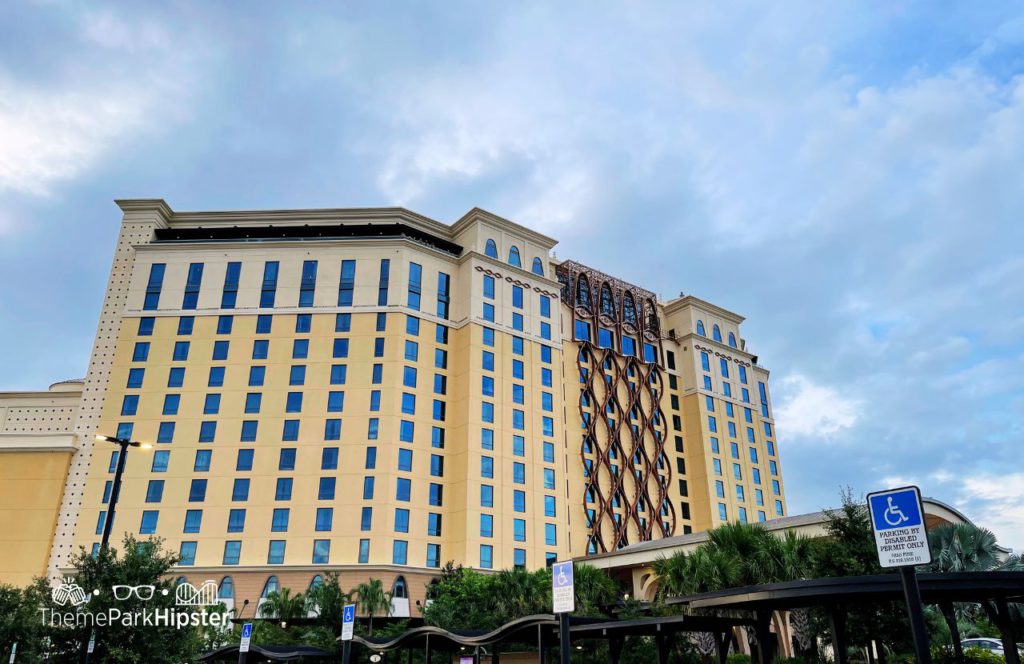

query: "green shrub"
xmin=727 ymin=655 xmax=752 ymax=664
xmin=963 ymin=647 xmax=1005 ymax=664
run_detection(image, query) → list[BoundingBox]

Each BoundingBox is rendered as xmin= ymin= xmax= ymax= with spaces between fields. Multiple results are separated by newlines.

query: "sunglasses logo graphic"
xmin=112 ymin=585 xmax=160 ymax=601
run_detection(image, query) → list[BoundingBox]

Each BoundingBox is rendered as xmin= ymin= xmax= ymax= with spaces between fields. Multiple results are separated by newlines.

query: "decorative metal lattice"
xmin=557 ymin=261 xmax=675 ymax=552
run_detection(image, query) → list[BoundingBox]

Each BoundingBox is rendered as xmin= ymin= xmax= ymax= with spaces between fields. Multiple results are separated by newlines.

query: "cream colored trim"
xmin=662 ymin=295 xmax=745 ymax=324
xmin=0 ymin=433 xmax=77 ymax=452
xmin=451 ymin=207 xmax=559 ymax=248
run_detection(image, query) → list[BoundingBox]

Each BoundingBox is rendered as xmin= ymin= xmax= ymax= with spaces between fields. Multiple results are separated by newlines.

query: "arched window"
xmin=261 ymin=576 xmax=279 ymax=598
xmin=391 ymin=576 xmax=408 ymax=599
xmin=712 ymin=324 xmax=722 ymax=342
xmin=696 ymin=320 xmax=706 ymax=336
xmin=531 ymin=257 xmax=544 ymax=276
xmin=508 ymin=246 xmax=522 ymax=268
xmin=219 ymin=576 xmax=235 ymax=599
xmin=175 ymin=576 xmax=188 ymax=586
xmin=484 ymin=239 xmax=498 ymax=258
xmin=308 ymin=575 xmax=323 ymax=590
xmin=728 ymin=332 xmax=737 ymax=348
xmin=622 ymin=293 xmax=638 ymax=326
xmin=575 ymin=275 xmax=592 ymax=310
xmin=599 ymin=284 xmax=615 ymax=318
xmin=644 ymin=298 xmax=659 ymax=333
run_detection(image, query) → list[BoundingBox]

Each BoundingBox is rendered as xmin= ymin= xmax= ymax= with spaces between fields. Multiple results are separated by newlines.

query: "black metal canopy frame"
xmin=200 ymin=643 xmax=335 ymax=662
xmin=668 ymin=572 xmax=1024 ymax=664
xmin=345 ymin=612 xmax=754 ymax=664
xmin=200 ymin=573 xmax=1024 ymax=664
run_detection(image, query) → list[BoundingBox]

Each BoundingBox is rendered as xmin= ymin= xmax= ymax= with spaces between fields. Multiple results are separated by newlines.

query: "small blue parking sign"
xmin=551 ymin=561 xmax=574 ymax=613
xmin=239 ymin=622 xmax=253 ymax=653
xmin=341 ymin=603 xmax=356 ymax=641
xmin=867 ymin=486 xmax=931 ymax=568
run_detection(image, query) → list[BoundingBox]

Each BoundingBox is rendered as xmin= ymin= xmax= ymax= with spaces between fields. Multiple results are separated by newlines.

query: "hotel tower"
xmin=0 ymin=201 xmax=786 ymax=612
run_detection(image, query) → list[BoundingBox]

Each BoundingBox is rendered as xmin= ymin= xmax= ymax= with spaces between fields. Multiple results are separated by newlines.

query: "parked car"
xmin=961 ymin=637 xmax=1023 ymax=657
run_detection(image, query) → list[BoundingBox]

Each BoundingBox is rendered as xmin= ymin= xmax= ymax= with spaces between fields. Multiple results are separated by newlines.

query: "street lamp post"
xmin=84 ymin=434 xmax=151 ymax=664
xmin=96 ymin=434 xmax=151 ymax=550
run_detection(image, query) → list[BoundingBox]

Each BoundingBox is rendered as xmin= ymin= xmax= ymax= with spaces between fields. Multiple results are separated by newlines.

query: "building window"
xmin=485 ymin=239 xmax=498 ymax=258
xmin=180 ymin=262 xmax=205 ymax=309
xmin=480 ymin=544 xmax=493 ymax=569
xmin=221 ymin=262 xmax=241 ymax=309
xmin=179 ymin=542 xmax=197 ymax=566
xmin=393 ymin=540 xmax=408 ymax=565
xmin=267 ymin=541 xmax=286 ymax=565
xmin=407 ymin=262 xmax=422 ymax=310
xmin=508 ymin=246 xmax=522 ymax=267
xmin=426 ymin=544 xmax=441 ymax=568
xmin=260 ymin=261 xmax=279 ymax=308
xmin=312 ymin=540 xmax=330 ymax=564
xmin=532 ymin=257 xmax=544 ymax=276
xmin=185 ymin=509 xmax=203 ymax=533
xmin=377 ymin=259 xmax=390 ymax=306
xmin=437 ymin=272 xmax=450 ymax=319
xmin=143 ymin=263 xmax=166 ymax=311
xmin=358 ymin=539 xmax=370 ymax=564
xmin=337 ymin=259 xmax=356 ymax=306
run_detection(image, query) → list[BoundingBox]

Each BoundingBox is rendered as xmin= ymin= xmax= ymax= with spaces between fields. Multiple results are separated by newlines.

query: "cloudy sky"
xmin=2 ymin=2 xmax=1022 ymax=549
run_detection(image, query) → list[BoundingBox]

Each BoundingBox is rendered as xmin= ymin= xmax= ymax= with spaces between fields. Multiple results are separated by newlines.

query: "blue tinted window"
xmin=267 ymin=541 xmax=286 ymax=564
xmin=252 ymin=340 xmax=269 ymax=360
xmin=232 ymin=479 xmax=250 ymax=501
xmin=282 ymin=420 xmax=300 ymax=441
xmin=256 ymin=315 xmax=273 ymax=333
xmin=172 ymin=341 xmax=190 ymax=361
xmin=127 ymin=368 xmax=145 ymax=389
xmin=275 ymin=478 xmax=293 ymax=501
xmin=217 ymin=315 xmax=234 ymax=334
xmin=151 ymin=451 xmax=169 ymax=473
xmin=324 ymin=419 xmax=341 ymax=440
xmin=133 ymin=342 xmax=150 ymax=362
xmin=143 ymin=264 xmax=165 ymax=311
xmin=318 ymin=478 xmax=336 ymax=500
xmin=188 ymin=479 xmax=207 ymax=502
xmin=157 ymin=422 xmax=175 ymax=443
xmin=137 ymin=317 xmax=155 ymax=336
xmin=245 ymin=393 xmax=262 ymax=413
xmin=330 ymin=365 xmax=347 ymax=385
xmin=178 ymin=542 xmax=196 ymax=566
xmin=199 ymin=421 xmax=216 ymax=442
xmin=194 ymin=450 xmax=212 ymax=472
xmin=236 ymin=449 xmax=254 ymax=471
xmin=208 ymin=366 xmax=225 ymax=387
xmin=212 ymin=340 xmax=229 ymax=361
xmin=184 ymin=510 xmax=203 ymax=533
xmin=162 ymin=394 xmax=180 ymax=416
xmin=240 ymin=420 xmax=258 ymax=442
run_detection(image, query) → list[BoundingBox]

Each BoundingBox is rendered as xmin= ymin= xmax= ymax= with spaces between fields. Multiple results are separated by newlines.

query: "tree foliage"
xmin=44 ymin=536 xmax=202 ymax=663
xmin=422 ymin=562 xmax=620 ymax=632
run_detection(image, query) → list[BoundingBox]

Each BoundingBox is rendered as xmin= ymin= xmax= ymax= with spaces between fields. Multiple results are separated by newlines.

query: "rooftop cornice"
xmin=450 ymin=207 xmax=559 ymax=249
xmin=662 ymin=294 xmax=745 ymax=324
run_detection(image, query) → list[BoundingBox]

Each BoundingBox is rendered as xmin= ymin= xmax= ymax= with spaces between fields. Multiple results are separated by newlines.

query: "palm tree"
xmin=354 ymin=578 xmax=392 ymax=636
xmin=653 ymin=522 xmax=812 ymax=597
xmin=572 ymin=564 xmax=620 ymax=616
xmin=928 ymin=523 xmax=1002 ymax=573
xmin=490 ymin=568 xmax=549 ymax=622
xmin=258 ymin=587 xmax=308 ymax=625
xmin=306 ymin=573 xmax=352 ymax=634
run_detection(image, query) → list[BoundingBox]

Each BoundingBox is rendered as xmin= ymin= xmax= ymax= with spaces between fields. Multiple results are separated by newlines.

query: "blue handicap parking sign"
xmin=869 ymin=487 xmax=923 ymax=531
xmin=241 ymin=623 xmax=253 ymax=639
xmin=343 ymin=605 xmax=355 ymax=623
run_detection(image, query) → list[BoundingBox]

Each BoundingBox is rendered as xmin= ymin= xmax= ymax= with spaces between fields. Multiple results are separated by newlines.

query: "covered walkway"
xmin=670 ymin=571 xmax=1024 ymax=664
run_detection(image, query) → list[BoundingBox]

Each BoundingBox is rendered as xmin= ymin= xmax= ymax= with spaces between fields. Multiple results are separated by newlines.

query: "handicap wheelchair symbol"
xmin=557 ymin=569 xmax=569 ymax=586
xmin=883 ymin=496 xmax=910 ymax=526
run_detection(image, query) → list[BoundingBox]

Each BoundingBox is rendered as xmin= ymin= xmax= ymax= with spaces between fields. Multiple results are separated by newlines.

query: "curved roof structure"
xmin=348 ymin=614 xmax=560 ymax=651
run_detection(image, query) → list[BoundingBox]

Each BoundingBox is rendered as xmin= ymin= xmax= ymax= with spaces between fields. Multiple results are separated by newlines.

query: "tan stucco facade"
xmin=0 ymin=381 xmax=81 ymax=586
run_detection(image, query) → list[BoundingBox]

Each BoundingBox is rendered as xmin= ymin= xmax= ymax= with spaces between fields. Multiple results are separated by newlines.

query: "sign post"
xmin=552 ymin=561 xmax=574 ymax=664
xmin=867 ymin=486 xmax=932 ymax=664
xmin=238 ymin=622 xmax=253 ymax=664
xmin=341 ymin=603 xmax=356 ymax=664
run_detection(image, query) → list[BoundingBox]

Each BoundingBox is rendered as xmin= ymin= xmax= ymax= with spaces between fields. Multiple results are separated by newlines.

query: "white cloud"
xmin=0 ymin=78 xmax=153 ymax=195
xmin=0 ymin=8 xmax=199 ymax=199
xmin=957 ymin=473 xmax=1024 ymax=552
xmin=774 ymin=374 xmax=860 ymax=439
